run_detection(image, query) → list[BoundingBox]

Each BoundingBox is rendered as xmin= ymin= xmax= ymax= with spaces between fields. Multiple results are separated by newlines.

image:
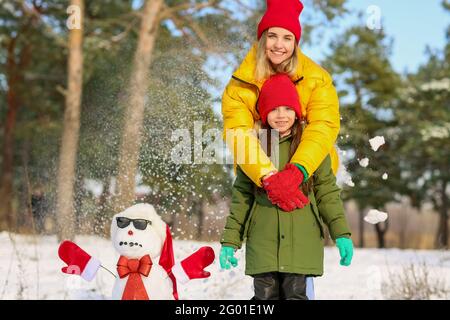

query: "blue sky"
xmin=302 ymin=0 xmax=449 ymax=73
xmin=207 ymin=0 xmax=448 ymax=115
xmin=133 ymin=0 xmax=448 ymax=73
xmin=130 ymin=0 xmax=448 ymax=114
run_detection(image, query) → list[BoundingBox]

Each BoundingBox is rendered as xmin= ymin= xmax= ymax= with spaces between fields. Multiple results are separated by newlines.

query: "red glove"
xmin=263 ymin=163 xmax=309 ymax=211
xmin=58 ymin=240 xmax=101 ymax=281
xmin=171 ymin=246 xmax=215 ymax=284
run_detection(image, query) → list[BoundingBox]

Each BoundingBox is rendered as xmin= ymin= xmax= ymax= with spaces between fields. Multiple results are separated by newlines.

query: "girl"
xmin=222 ymin=0 xmax=341 ymax=212
xmin=220 ymin=74 xmax=353 ymax=300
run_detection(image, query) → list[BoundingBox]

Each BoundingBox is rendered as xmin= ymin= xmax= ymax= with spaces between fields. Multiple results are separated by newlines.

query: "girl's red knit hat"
xmin=257 ymin=0 xmax=304 ymax=43
xmin=258 ymin=74 xmax=302 ymax=125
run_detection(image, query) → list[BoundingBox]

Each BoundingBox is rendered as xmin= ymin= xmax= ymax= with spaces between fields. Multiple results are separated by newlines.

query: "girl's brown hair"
xmin=255 ymin=30 xmax=299 ymax=83
xmin=260 ymin=118 xmax=314 ymax=195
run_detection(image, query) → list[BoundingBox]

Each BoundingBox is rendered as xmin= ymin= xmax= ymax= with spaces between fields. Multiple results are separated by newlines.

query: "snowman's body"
xmin=59 ymin=203 xmax=214 ymax=300
xmin=109 ymin=204 xmax=178 ymax=300
xmin=112 ymin=263 xmax=174 ymax=300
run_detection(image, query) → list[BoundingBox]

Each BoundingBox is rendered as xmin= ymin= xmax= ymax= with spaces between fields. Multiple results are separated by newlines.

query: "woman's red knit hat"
xmin=258 ymin=74 xmax=302 ymax=125
xmin=257 ymin=0 xmax=304 ymax=43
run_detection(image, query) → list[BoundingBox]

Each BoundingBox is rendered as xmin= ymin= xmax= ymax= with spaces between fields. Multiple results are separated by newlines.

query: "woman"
xmin=222 ymin=0 xmax=340 ymax=211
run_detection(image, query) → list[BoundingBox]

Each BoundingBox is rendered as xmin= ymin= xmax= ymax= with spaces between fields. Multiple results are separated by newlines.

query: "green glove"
xmin=336 ymin=237 xmax=353 ymax=266
xmin=219 ymin=246 xmax=238 ymax=269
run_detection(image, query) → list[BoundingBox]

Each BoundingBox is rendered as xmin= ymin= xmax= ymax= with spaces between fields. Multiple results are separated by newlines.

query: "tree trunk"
xmin=0 ymin=35 xmax=30 ymax=230
xmin=0 ymin=78 xmax=19 ymax=230
xmin=21 ymin=139 xmax=33 ymax=232
xmin=93 ymin=178 xmax=111 ymax=237
xmin=435 ymin=180 xmax=448 ymax=249
xmin=172 ymin=197 xmax=190 ymax=240
xmin=73 ymin=174 xmax=85 ymax=233
xmin=398 ymin=207 xmax=408 ymax=249
xmin=56 ymin=0 xmax=84 ymax=241
xmin=359 ymin=209 xmax=365 ymax=248
xmin=374 ymin=219 xmax=389 ymax=248
xmin=113 ymin=0 xmax=163 ymax=212
xmin=196 ymin=199 xmax=204 ymax=240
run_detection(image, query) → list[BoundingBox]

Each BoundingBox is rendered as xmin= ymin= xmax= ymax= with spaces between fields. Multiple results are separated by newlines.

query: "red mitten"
xmin=263 ymin=163 xmax=309 ymax=211
xmin=274 ymin=188 xmax=310 ymax=211
xmin=58 ymin=240 xmax=101 ymax=281
xmin=171 ymin=246 xmax=215 ymax=284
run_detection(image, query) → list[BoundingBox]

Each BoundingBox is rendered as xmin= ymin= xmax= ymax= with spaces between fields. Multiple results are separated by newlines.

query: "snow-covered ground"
xmin=0 ymin=232 xmax=449 ymax=300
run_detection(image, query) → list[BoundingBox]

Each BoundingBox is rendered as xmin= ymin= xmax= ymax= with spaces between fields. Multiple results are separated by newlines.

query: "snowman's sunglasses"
xmin=116 ymin=217 xmax=152 ymax=230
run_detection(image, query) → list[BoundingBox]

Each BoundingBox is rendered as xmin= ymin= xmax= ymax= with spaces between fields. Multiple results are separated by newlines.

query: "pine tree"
xmin=324 ymin=23 xmax=401 ymax=248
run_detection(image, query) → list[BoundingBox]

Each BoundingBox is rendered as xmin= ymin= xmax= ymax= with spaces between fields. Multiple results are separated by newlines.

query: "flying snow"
xmin=369 ymin=136 xmax=385 ymax=152
xmin=358 ymin=158 xmax=369 ymax=167
xmin=364 ymin=209 xmax=388 ymax=224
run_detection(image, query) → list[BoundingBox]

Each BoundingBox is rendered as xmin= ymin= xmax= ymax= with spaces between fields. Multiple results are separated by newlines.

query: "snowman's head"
xmin=110 ymin=203 xmax=167 ymax=259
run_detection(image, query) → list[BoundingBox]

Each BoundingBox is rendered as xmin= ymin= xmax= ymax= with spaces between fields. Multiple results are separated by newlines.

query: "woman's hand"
xmin=262 ymin=163 xmax=309 ymax=211
xmin=336 ymin=237 xmax=353 ymax=266
xmin=219 ymin=246 xmax=238 ymax=270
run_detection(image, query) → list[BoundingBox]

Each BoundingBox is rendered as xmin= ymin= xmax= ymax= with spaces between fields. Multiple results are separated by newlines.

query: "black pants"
xmin=252 ymin=272 xmax=308 ymax=300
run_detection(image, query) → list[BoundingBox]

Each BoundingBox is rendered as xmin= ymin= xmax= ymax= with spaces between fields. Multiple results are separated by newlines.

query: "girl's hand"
xmin=263 ymin=164 xmax=309 ymax=211
xmin=336 ymin=237 xmax=353 ymax=266
xmin=219 ymin=246 xmax=238 ymax=269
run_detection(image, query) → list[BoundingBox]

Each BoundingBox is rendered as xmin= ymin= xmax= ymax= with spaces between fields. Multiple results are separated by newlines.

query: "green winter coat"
xmin=220 ymin=134 xmax=351 ymax=276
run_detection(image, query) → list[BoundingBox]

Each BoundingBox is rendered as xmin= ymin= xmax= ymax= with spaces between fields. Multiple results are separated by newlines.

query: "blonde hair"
xmin=255 ymin=30 xmax=299 ymax=83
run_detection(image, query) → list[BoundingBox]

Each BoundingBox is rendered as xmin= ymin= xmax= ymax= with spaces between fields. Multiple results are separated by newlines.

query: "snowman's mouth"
xmin=119 ymin=241 xmax=143 ymax=248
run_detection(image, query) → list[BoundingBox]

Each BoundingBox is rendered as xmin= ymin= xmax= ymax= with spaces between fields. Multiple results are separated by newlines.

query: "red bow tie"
xmin=117 ymin=254 xmax=152 ymax=300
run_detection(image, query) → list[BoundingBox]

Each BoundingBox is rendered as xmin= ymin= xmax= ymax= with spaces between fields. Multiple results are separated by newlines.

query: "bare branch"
xmin=175 ymin=14 xmax=228 ymax=60
xmin=160 ymin=0 xmax=219 ymax=20
xmin=159 ymin=2 xmax=231 ymax=60
xmin=19 ymin=0 xmax=67 ymax=47
xmin=234 ymin=0 xmax=255 ymax=13
xmin=83 ymin=11 xmax=141 ymax=25
xmin=165 ymin=13 xmax=195 ymax=40
xmin=177 ymin=13 xmax=209 ymax=47
xmin=56 ymin=85 xmax=67 ymax=97
xmin=110 ymin=18 xmax=139 ymax=43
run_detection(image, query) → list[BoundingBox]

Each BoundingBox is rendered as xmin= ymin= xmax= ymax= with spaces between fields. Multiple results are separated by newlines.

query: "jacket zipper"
xmin=232 ymin=75 xmax=262 ymax=113
xmin=232 ymin=75 xmax=304 ymax=90
xmin=232 ymin=74 xmax=260 ymax=95
xmin=294 ymin=76 xmax=304 ymax=84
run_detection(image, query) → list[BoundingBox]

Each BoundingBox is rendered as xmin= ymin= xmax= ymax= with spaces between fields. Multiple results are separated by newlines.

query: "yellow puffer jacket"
xmin=222 ymin=43 xmax=340 ymax=187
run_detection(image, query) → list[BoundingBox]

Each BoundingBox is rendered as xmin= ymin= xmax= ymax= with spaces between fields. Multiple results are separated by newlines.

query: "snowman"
xmin=58 ymin=203 xmax=215 ymax=300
